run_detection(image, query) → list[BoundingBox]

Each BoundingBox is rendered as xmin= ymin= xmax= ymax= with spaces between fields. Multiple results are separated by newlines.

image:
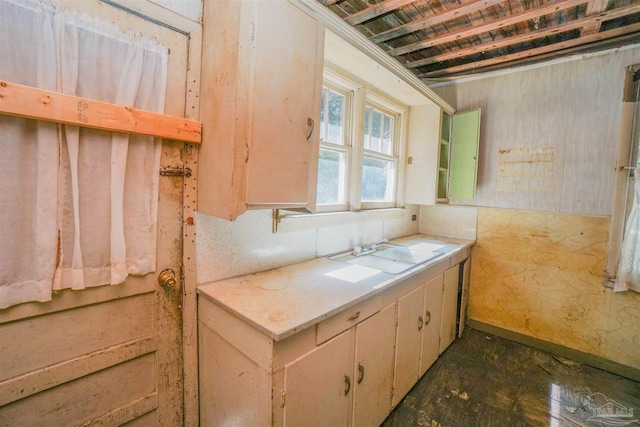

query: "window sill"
xmin=273 ymin=208 xmax=406 ymax=233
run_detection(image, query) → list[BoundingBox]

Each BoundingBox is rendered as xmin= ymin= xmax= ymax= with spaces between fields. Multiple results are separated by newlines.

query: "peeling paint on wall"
xmin=496 ymin=147 xmax=555 ymax=193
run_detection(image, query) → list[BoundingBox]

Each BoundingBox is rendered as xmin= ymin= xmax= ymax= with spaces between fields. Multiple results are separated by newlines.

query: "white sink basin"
xmin=328 ymin=243 xmax=444 ymax=274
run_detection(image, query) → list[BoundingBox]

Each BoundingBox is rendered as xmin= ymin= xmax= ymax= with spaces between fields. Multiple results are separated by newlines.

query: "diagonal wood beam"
xmin=345 ymin=0 xmax=418 ymax=25
xmin=406 ymin=2 xmax=640 ymax=68
xmin=419 ymin=21 xmax=640 ymax=78
xmin=370 ymin=0 xmax=507 ymax=44
xmin=0 ymin=80 xmax=202 ymax=143
xmin=387 ymin=0 xmax=587 ymax=56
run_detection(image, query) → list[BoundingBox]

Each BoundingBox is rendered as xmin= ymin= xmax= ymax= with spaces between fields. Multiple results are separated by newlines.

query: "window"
xmin=316 ymin=69 xmax=406 ymax=213
xmin=317 ymin=84 xmax=350 ymax=209
xmin=608 ymin=65 xmax=640 ymax=291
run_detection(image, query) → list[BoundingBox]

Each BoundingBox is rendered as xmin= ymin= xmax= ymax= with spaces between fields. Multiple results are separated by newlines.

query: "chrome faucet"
xmin=353 ymin=238 xmax=388 ymax=257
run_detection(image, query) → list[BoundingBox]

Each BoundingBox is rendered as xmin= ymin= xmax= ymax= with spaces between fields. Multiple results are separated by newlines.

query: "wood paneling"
xmin=0 ymin=355 xmax=156 ymax=426
xmin=0 ymin=293 xmax=155 ymax=380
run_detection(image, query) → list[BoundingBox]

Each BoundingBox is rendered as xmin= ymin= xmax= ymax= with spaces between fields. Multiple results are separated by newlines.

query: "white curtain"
xmin=0 ymin=0 xmax=59 ymax=308
xmin=615 ymin=176 xmax=640 ymax=292
xmin=0 ymin=0 xmax=168 ymax=308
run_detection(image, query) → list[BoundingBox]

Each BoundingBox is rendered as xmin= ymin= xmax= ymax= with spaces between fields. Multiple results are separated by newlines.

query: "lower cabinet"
xmin=198 ymin=259 xmax=468 ymax=426
xmin=353 ymin=303 xmax=396 ymax=426
xmin=393 ymin=285 xmax=424 ymax=406
xmin=420 ymin=273 xmax=444 ymax=376
xmin=440 ymin=265 xmax=460 ymax=354
xmin=283 ymin=329 xmax=354 ymax=426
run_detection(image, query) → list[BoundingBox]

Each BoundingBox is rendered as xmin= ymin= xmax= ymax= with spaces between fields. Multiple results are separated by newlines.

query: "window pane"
xmin=364 ymin=106 xmax=372 ymax=150
xmin=382 ymin=115 xmax=393 ymax=155
xmin=317 ymin=149 xmax=346 ymax=204
xmin=320 ymin=88 xmax=326 ymax=142
xmin=327 ymin=91 xmax=344 ymax=144
xmin=361 ymin=156 xmax=395 ymax=202
xmin=371 ymin=110 xmax=382 ymax=152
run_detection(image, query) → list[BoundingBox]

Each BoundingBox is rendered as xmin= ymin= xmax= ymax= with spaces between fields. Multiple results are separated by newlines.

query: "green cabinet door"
xmin=449 ymin=109 xmax=480 ymax=200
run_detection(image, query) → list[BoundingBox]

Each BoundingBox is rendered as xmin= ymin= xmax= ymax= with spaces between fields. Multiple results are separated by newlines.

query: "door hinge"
xmin=160 ymin=166 xmax=192 ymax=178
xmin=280 ymin=389 xmax=286 ymax=408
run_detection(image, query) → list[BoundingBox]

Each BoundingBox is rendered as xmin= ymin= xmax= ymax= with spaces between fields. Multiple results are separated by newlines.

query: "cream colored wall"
xmin=196 ymin=206 xmax=420 ymax=284
xmin=471 ymin=208 xmax=640 ymax=369
xmin=428 ymin=45 xmax=640 ymax=369
xmin=434 ymin=46 xmax=640 ymax=216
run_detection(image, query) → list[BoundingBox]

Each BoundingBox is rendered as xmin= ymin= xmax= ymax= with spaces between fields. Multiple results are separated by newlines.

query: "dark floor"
xmin=382 ymin=328 xmax=640 ymax=427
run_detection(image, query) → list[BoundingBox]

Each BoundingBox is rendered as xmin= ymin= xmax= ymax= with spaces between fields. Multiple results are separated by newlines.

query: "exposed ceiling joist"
xmin=406 ymin=2 xmax=640 ymax=68
xmin=318 ymin=0 xmax=640 ymax=80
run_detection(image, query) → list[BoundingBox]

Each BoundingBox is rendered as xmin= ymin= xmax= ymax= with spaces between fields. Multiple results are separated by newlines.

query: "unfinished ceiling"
xmin=317 ymin=0 xmax=640 ymax=82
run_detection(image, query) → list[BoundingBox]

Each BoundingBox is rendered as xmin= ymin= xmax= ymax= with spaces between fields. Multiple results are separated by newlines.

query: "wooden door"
xmin=393 ymin=285 xmax=424 ymax=406
xmin=283 ymin=329 xmax=354 ymax=427
xmin=440 ymin=265 xmax=461 ymax=354
xmin=353 ymin=304 xmax=396 ymax=426
xmin=420 ymin=273 xmax=444 ymax=376
xmin=0 ymin=2 xmax=189 ymax=425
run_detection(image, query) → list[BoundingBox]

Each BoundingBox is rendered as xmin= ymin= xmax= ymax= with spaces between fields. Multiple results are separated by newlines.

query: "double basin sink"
xmin=328 ymin=242 xmax=444 ymax=274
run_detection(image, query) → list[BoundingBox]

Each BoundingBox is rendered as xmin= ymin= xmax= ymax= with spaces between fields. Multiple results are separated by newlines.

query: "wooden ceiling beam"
xmin=370 ymin=0 xmax=507 ymax=44
xmin=581 ymin=0 xmax=610 ymax=34
xmin=345 ymin=0 xmax=418 ymax=25
xmin=420 ymin=21 xmax=640 ymax=78
xmin=407 ymin=2 xmax=640 ymax=68
xmin=388 ymin=0 xmax=587 ymax=56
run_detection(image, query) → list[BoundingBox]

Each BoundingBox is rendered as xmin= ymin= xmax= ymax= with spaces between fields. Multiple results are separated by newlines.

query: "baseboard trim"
xmin=468 ymin=320 xmax=640 ymax=383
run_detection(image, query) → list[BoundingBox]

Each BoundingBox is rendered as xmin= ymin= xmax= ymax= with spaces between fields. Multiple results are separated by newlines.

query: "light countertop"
xmin=197 ymin=234 xmax=474 ymax=341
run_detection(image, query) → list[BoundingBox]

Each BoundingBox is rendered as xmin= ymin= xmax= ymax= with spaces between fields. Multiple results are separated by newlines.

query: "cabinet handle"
xmin=306 ymin=118 xmax=314 ymax=143
xmin=347 ymin=311 xmax=360 ymax=322
xmin=418 ymin=315 xmax=424 ymax=331
xmin=425 ymin=310 xmax=431 ymax=325
xmin=344 ymin=374 xmax=351 ymax=395
xmin=357 ymin=363 xmax=365 ymax=384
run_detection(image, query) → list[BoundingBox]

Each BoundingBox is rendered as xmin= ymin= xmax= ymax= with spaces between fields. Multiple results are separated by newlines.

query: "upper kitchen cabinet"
xmin=198 ymin=0 xmax=325 ymax=220
xmin=405 ymin=107 xmax=481 ymax=205
xmin=447 ymin=109 xmax=481 ymax=201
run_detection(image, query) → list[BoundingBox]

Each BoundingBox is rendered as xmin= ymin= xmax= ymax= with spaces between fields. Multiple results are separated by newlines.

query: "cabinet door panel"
xmin=393 ymin=286 xmax=423 ymax=406
xmin=420 ymin=273 xmax=443 ymax=376
xmin=353 ymin=304 xmax=396 ymax=426
xmin=449 ymin=109 xmax=480 ymax=200
xmin=247 ymin=0 xmax=323 ymax=207
xmin=284 ymin=329 xmax=353 ymax=427
xmin=439 ymin=265 xmax=460 ymax=354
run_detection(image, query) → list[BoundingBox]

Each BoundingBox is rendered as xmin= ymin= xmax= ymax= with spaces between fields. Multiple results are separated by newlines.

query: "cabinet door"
xmin=404 ymin=103 xmax=442 ymax=205
xmin=439 ymin=265 xmax=460 ymax=354
xmin=247 ymin=0 xmax=324 ymax=209
xmin=353 ymin=304 xmax=396 ymax=426
xmin=420 ymin=273 xmax=444 ymax=376
xmin=283 ymin=329 xmax=354 ymax=427
xmin=449 ymin=109 xmax=481 ymax=200
xmin=393 ymin=286 xmax=424 ymax=406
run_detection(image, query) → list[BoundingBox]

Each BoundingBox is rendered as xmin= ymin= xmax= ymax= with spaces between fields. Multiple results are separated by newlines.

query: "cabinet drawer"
xmin=316 ymin=296 xmax=382 ymax=345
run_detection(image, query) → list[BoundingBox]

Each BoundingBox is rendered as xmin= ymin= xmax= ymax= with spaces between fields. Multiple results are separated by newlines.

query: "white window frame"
xmin=316 ymin=77 xmax=354 ymax=213
xmin=316 ymin=66 xmax=408 ymax=214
